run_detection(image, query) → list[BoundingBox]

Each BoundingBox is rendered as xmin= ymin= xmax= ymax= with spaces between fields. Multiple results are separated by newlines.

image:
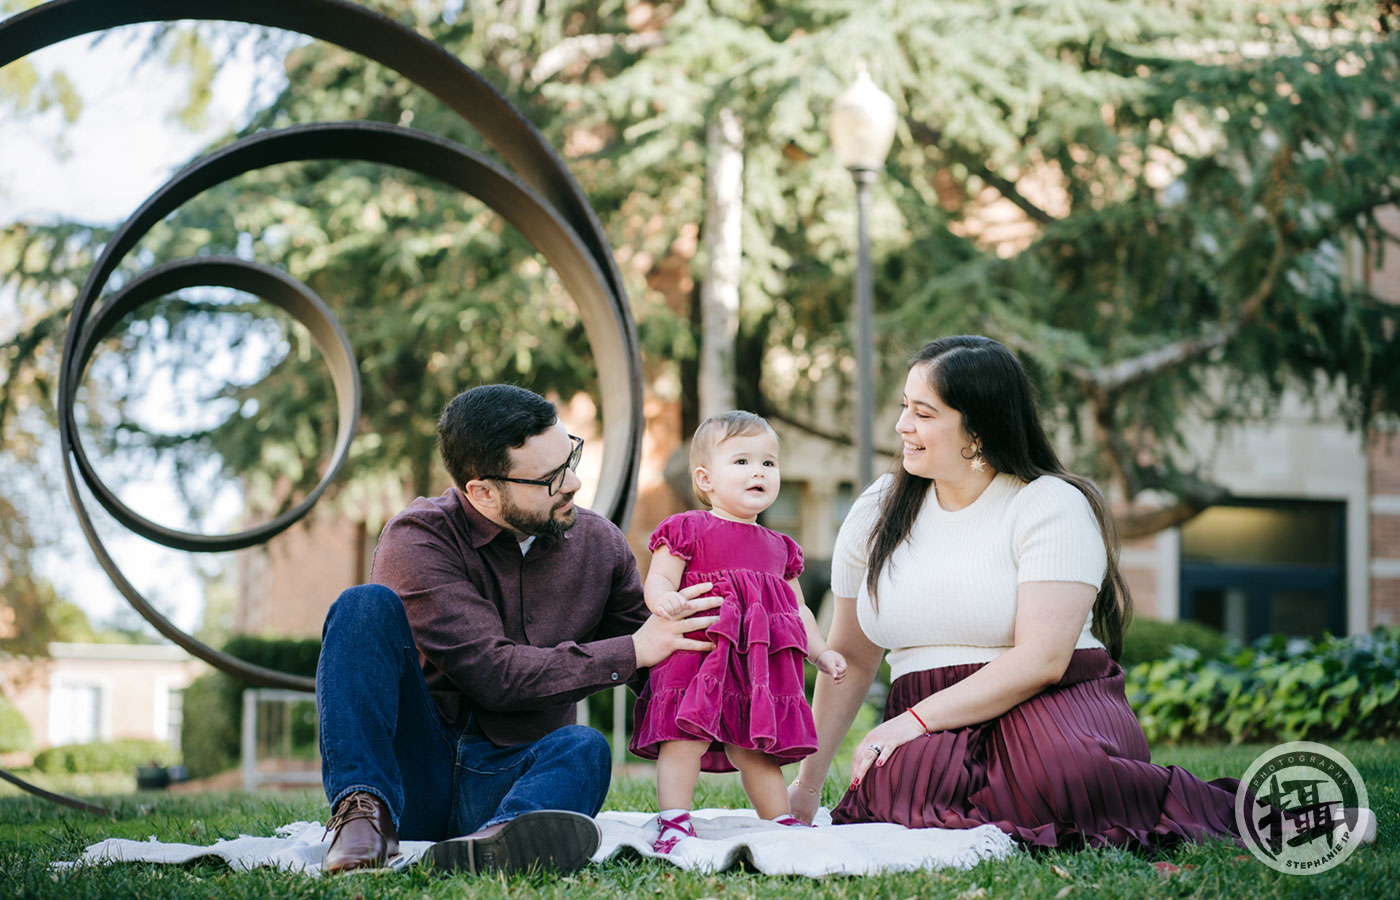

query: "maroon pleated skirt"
xmin=830 ymin=649 xmax=1242 ymax=849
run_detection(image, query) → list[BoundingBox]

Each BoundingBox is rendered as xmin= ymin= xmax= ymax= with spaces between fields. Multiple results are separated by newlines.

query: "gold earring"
xmin=970 ymin=447 xmax=986 ymax=472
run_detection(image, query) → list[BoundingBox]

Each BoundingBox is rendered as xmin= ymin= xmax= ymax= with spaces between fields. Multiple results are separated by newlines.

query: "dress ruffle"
xmin=630 ymin=557 xmax=817 ymax=772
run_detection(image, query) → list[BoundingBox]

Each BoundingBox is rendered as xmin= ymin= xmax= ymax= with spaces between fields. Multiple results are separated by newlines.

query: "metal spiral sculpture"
xmin=0 ymin=0 xmax=644 ymax=811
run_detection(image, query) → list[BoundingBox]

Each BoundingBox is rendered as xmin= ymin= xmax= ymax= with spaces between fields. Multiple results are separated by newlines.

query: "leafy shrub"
xmin=1126 ymin=627 xmax=1400 ymax=743
xmin=33 ymin=738 xmax=178 ymax=774
xmin=0 ymin=694 xmax=32 ymax=753
xmin=179 ymin=636 xmax=320 ymax=778
xmin=1118 ymin=617 xmax=1232 ymax=668
xmin=180 ymin=671 xmax=241 ymax=778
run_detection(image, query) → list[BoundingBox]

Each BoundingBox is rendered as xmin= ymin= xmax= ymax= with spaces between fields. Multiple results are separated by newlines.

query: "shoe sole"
xmin=425 ymin=810 xmax=601 ymax=876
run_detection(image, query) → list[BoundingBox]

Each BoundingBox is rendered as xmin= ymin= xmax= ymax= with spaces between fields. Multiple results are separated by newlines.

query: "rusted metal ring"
xmin=0 ymin=0 xmax=645 ymax=694
xmin=52 ymin=125 xmax=641 ymax=691
xmin=71 ymin=257 xmax=361 ymax=553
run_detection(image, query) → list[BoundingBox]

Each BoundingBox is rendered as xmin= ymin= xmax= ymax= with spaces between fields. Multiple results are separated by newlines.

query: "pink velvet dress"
xmin=629 ymin=510 xmax=818 ymax=772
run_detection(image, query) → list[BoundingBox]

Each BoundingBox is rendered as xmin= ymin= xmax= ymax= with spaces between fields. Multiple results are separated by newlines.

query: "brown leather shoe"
xmin=323 ymin=791 xmax=400 ymax=874
xmin=424 ymin=809 xmax=600 ymax=876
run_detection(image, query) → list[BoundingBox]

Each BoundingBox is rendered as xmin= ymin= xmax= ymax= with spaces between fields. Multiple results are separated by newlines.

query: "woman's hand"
xmin=787 ymin=779 xmax=821 ymax=824
xmin=847 ymin=711 xmax=925 ymax=789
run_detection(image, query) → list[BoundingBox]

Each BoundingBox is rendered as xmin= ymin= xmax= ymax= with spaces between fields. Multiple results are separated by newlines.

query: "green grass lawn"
xmin=1 ymin=741 xmax=1395 ymax=899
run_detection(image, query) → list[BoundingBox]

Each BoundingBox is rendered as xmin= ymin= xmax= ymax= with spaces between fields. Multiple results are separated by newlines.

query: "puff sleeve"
xmin=648 ymin=511 xmax=700 ymax=561
xmin=780 ymin=531 xmax=805 ymax=580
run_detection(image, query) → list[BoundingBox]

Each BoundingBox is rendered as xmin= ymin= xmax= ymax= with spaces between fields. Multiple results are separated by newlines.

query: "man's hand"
xmin=632 ymin=582 xmax=723 ymax=667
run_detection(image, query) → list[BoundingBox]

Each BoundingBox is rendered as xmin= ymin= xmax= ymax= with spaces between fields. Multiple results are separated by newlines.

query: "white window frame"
xmin=152 ymin=675 xmax=186 ymax=744
xmin=47 ymin=673 xmax=113 ymax=746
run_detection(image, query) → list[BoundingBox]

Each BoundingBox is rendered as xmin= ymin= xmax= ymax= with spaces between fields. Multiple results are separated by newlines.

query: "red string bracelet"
xmin=908 ymin=708 xmax=930 ymax=733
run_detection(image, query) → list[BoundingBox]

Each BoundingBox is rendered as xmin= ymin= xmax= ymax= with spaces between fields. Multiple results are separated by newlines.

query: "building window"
xmin=1178 ymin=500 xmax=1346 ymax=642
xmin=168 ymin=687 xmax=184 ymax=751
xmin=833 ymin=481 xmax=856 ymax=524
xmin=759 ymin=480 xmax=803 ymax=538
xmin=154 ymin=680 xmax=186 ymax=752
xmin=49 ymin=678 xmax=106 ymax=746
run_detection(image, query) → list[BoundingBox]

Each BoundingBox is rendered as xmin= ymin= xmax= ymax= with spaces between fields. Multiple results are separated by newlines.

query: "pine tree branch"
xmin=756 ymin=394 xmax=903 ymax=458
xmin=1115 ymin=464 xmax=1232 ymax=539
xmin=1087 ymin=390 xmax=1140 ymax=501
xmin=528 ymin=31 xmax=665 ymax=85
xmin=0 ymin=304 xmax=70 ymax=437
xmin=1071 ymin=213 xmax=1288 ymax=395
xmin=906 ymin=119 xmax=1056 ymax=225
xmin=1115 ymin=502 xmax=1206 ymax=540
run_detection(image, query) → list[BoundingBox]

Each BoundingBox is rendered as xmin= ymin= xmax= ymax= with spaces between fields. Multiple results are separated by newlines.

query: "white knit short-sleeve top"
xmin=830 ymin=472 xmax=1108 ymax=679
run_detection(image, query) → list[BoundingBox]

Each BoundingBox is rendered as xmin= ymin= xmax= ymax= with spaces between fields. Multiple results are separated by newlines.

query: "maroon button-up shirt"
xmin=370 ymin=488 xmax=648 ymax=746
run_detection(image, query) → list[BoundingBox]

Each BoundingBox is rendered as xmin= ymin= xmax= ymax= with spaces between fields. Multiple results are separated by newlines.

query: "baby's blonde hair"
xmin=689 ymin=410 xmax=778 ymax=508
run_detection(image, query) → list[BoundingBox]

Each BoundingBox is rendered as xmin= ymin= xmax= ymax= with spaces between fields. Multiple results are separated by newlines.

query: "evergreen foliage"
xmin=179 ymin=635 xmax=319 ymax=778
xmin=2 ymin=1 xmax=1398 ymax=617
xmin=179 ymin=670 xmax=241 ymax=778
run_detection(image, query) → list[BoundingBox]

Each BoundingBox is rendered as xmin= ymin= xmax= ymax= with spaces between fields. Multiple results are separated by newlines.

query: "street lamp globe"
xmin=830 ymin=67 xmax=897 ymax=172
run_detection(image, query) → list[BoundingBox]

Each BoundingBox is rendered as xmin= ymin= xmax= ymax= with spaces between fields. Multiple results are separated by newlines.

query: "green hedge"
xmin=0 ymin=694 xmax=32 ymax=754
xmin=180 ymin=636 xmax=320 ymax=778
xmin=33 ymin=738 xmax=178 ymax=774
xmin=1126 ymin=627 xmax=1400 ymax=744
xmin=1118 ymin=617 xmax=1232 ymax=668
xmin=222 ymin=635 xmax=322 ymax=676
xmin=180 ymin=670 xmax=241 ymax=778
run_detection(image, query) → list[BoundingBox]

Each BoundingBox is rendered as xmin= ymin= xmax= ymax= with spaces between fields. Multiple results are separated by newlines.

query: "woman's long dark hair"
xmin=865 ymin=335 xmax=1132 ymax=658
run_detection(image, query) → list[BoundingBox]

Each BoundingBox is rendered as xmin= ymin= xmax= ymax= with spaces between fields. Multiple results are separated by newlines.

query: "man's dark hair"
xmin=437 ymin=385 xmax=557 ymax=488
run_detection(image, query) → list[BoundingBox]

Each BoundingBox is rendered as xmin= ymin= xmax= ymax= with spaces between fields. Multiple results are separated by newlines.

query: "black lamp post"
xmin=830 ymin=67 xmax=897 ymax=490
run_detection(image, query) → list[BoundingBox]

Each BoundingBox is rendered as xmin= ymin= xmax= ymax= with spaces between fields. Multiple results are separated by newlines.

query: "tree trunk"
xmin=697 ymin=106 xmax=743 ymax=419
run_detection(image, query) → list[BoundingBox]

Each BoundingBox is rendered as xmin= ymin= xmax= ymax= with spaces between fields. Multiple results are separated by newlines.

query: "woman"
xmin=786 ymin=335 xmax=1240 ymax=848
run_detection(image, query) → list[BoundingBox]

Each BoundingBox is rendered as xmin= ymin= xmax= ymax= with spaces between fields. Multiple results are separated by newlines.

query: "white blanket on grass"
xmin=56 ymin=808 xmax=1017 ymax=877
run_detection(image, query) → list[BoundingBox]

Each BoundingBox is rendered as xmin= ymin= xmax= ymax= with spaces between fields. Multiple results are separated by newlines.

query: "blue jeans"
xmin=316 ymin=584 xmax=612 ymax=841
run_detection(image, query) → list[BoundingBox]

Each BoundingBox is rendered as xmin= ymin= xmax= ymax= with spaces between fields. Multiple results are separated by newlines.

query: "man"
xmin=316 ymin=384 xmax=720 ymax=875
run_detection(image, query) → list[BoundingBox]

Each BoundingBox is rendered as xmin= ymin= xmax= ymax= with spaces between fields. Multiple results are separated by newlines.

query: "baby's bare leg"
xmin=725 ymin=745 xmax=790 ymax=820
xmin=657 ymin=740 xmax=710 ymax=811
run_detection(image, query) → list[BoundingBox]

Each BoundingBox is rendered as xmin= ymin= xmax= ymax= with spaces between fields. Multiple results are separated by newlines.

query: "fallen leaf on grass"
xmin=1153 ymin=861 xmax=1180 ymax=876
xmin=1055 ymin=887 xmax=1074 ymax=899
xmin=1050 ymin=864 xmax=1071 ymax=879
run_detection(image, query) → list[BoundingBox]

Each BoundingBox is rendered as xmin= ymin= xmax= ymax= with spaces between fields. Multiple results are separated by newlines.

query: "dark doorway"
xmin=1179 ymin=500 xmax=1346 ymax=642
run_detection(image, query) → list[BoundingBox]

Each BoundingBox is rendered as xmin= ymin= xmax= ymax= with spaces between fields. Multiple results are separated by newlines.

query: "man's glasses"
xmin=488 ymin=434 xmax=584 ymax=496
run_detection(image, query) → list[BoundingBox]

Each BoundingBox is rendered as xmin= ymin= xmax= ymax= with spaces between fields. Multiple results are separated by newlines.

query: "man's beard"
xmin=500 ymin=490 xmax=579 ymax=537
